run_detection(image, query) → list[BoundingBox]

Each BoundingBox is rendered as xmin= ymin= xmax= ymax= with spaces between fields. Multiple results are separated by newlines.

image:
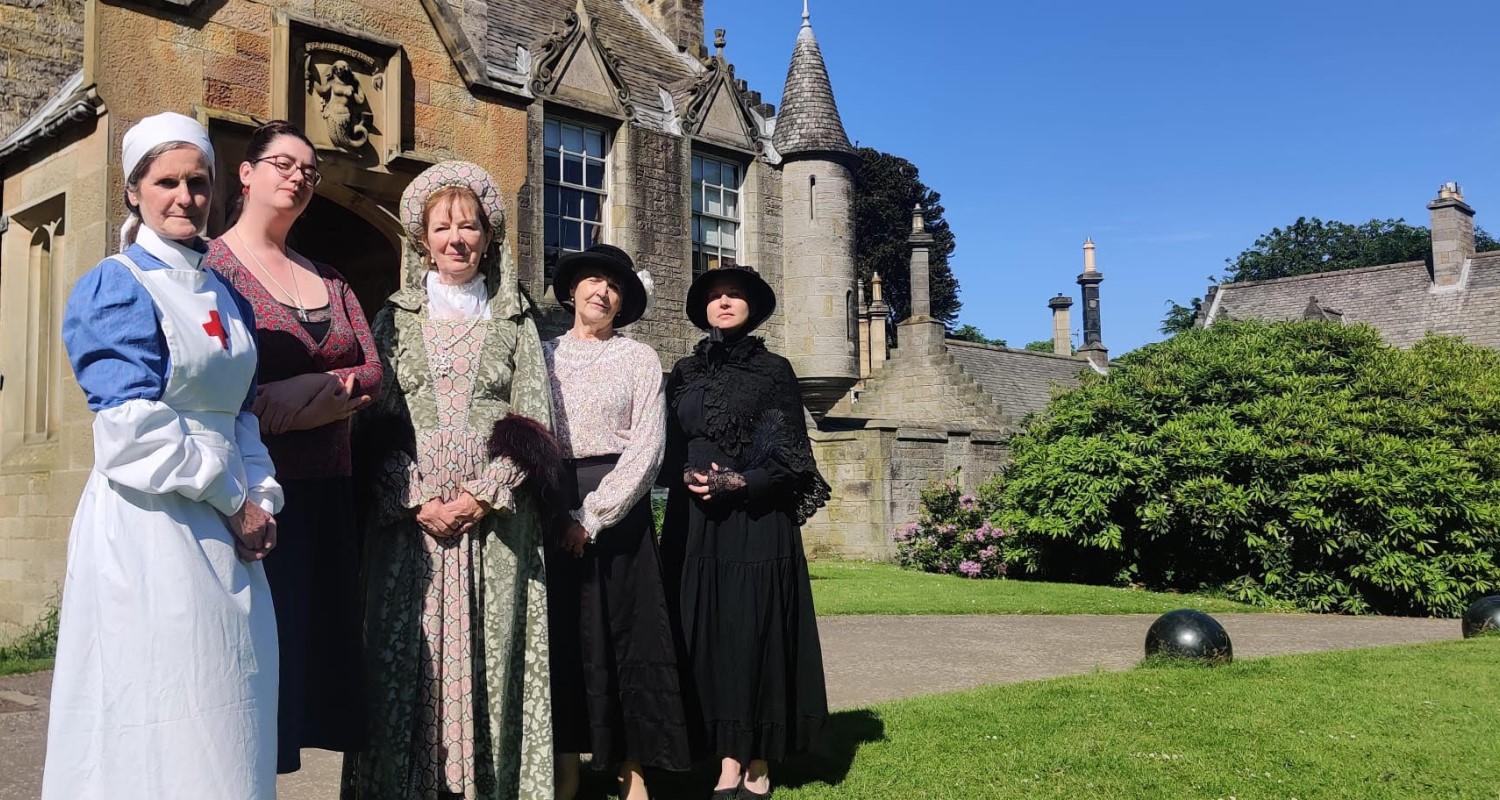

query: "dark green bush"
xmin=994 ymin=320 xmax=1500 ymax=616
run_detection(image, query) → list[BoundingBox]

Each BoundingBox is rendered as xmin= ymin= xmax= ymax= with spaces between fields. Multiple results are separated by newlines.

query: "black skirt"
xmin=660 ymin=487 xmax=829 ymax=764
xmin=261 ymin=476 xmax=366 ymax=774
xmin=546 ymin=455 xmax=693 ymax=770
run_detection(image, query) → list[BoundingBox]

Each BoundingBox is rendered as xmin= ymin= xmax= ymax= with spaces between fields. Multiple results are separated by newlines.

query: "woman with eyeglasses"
xmin=204 ymin=119 xmax=383 ymax=774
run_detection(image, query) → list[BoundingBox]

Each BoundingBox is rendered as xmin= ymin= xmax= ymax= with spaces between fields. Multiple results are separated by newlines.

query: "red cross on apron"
xmin=202 ymin=310 xmax=229 ymax=349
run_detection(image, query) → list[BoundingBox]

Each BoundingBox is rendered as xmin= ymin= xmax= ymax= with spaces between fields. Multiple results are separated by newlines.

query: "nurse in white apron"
xmin=42 ymin=112 xmax=283 ymax=799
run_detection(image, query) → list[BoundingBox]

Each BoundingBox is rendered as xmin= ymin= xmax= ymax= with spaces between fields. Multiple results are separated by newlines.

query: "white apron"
xmin=42 ymin=253 xmax=279 ymax=799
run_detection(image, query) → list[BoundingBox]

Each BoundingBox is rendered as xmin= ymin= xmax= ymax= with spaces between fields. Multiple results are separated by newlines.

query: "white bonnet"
xmin=122 ymin=112 xmax=215 ymax=182
xmin=119 ymin=112 xmax=215 ymax=250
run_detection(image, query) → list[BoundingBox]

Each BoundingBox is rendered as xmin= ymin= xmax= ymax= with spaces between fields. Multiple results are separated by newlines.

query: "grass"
xmin=808 ymin=560 xmax=1268 ymax=616
xmin=630 ymin=637 xmax=1500 ymax=800
xmin=0 ymin=604 xmax=58 ymax=676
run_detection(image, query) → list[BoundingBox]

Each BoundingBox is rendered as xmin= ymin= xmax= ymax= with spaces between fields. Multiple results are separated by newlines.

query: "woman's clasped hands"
xmin=253 ymin=372 xmax=371 ymax=435
xmin=228 ymin=501 xmax=277 ymax=562
xmin=683 ymin=462 xmax=747 ymax=503
xmin=417 ymin=492 xmax=490 ymax=539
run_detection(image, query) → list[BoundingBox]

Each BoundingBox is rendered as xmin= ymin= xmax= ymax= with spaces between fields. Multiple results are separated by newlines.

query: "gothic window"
xmin=543 ymin=119 xmax=609 ymax=283
xmin=4 ymin=196 xmax=65 ymax=453
xmin=691 ymin=154 xmax=741 ymax=279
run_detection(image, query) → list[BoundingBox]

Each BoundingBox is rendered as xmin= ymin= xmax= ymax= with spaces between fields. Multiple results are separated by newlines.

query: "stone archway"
xmin=288 ymin=192 xmax=401 ymax=320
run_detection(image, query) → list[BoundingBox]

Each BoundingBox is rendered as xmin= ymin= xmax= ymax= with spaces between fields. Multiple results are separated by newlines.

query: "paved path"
xmin=0 ymin=612 xmax=1458 ymax=799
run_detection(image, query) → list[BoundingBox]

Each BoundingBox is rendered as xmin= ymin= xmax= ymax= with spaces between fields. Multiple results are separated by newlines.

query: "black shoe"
xmin=710 ymin=788 xmax=740 ymax=800
xmin=739 ymin=786 xmax=771 ymax=800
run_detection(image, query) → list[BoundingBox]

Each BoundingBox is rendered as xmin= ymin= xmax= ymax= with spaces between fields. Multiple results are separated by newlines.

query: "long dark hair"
xmin=225 ymin=120 xmax=316 ymax=226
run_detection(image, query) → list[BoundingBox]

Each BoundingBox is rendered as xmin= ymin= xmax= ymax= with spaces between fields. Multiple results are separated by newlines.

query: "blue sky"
xmin=705 ymin=1 xmax=1500 ymax=354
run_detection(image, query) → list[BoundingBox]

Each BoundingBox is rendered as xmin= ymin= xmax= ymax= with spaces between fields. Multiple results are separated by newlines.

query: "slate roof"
xmin=1200 ymin=252 xmax=1500 ymax=349
xmin=0 ymin=71 xmax=101 ymax=165
xmin=770 ymin=10 xmax=852 ymax=158
xmin=486 ymin=0 xmax=704 ymax=127
xmin=945 ymin=340 xmax=1093 ymax=423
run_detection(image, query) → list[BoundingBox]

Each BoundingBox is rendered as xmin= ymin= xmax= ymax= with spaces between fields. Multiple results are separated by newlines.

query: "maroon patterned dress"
xmin=204 ymin=237 xmax=383 ymax=773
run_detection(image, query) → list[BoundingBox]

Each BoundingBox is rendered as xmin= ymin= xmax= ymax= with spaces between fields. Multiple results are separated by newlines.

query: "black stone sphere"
xmin=1145 ymin=609 xmax=1233 ymax=664
xmin=1462 ymin=596 xmax=1500 ymax=639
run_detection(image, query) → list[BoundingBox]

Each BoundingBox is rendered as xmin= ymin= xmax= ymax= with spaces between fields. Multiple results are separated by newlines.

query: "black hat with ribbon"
xmin=553 ymin=244 xmax=653 ymax=327
xmin=685 ymin=265 xmax=776 ymax=333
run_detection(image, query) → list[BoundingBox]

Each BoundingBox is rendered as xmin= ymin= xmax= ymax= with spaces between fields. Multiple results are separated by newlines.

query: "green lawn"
xmin=808 ymin=561 xmax=1267 ymax=616
xmin=635 ymin=637 xmax=1499 ymax=800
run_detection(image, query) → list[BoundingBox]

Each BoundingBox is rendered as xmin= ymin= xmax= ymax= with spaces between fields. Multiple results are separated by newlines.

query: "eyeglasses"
xmin=253 ymin=155 xmax=322 ymax=187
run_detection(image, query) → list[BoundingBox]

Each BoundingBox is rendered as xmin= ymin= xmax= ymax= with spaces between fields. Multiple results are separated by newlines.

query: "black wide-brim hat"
xmin=686 ymin=265 xmax=776 ymax=333
xmin=554 ymin=244 xmax=651 ymax=327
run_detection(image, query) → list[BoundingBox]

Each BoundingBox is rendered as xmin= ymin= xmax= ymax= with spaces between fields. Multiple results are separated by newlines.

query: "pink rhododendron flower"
xmin=958 ymin=560 xmax=982 ymax=578
xmin=892 ymin=522 xmax=920 ymax=542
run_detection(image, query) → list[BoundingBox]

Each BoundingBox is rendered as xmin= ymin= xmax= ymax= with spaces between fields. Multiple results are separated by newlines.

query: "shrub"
xmin=894 ymin=476 xmax=1011 ymax=578
xmin=0 ymin=602 xmax=59 ymax=674
xmin=991 ymin=320 xmax=1500 ymax=616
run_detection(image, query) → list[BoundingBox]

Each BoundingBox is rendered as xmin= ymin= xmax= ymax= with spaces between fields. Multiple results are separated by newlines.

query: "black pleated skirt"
xmin=546 ymin=455 xmax=693 ymax=770
xmin=660 ymin=488 xmax=829 ymax=764
xmin=261 ymin=476 xmax=366 ymax=774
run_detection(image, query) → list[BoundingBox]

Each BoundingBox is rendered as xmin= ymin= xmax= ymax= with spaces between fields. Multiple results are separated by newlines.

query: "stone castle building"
xmin=1198 ymin=183 xmax=1500 ymax=348
xmin=0 ymin=0 xmax=1102 ymax=629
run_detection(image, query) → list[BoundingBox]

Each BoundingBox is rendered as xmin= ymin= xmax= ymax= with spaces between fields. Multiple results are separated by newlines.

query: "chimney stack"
xmin=1428 ymin=182 xmax=1475 ymax=287
xmin=1048 ymin=294 xmax=1073 ymax=356
xmin=631 ymin=0 xmax=705 ymax=57
xmin=1076 ymin=238 xmax=1109 ymax=371
xmin=899 ymin=204 xmax=946 ymax=355
xmin=908 ymin=204 xmax=932 ymax=319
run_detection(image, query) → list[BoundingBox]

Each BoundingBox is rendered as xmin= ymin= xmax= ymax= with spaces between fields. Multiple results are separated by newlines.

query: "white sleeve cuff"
xmin=570 ymin=507 xmax=603 ymax=541
xmin=94 ymin=400 xmax=246 ymax=516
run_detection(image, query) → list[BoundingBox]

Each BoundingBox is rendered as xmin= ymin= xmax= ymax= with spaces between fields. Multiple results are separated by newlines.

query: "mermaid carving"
xmin=306 ymin=55 xmax=373 ymax=151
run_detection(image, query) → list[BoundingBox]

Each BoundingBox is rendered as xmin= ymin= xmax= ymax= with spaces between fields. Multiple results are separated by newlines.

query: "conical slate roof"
xmin=772 ymin=4 xmax=853 ymax=158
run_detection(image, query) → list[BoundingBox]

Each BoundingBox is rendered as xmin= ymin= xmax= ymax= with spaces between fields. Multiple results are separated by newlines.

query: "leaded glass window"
xmin=544 ymin=119 xmax=609 ymax=282
xmin=691 ymin=154 xmax=741 ymax=278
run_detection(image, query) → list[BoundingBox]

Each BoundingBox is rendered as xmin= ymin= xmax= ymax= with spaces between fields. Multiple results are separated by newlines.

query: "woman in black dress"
xmin=660 ymin=265 xmax=830 ymax=799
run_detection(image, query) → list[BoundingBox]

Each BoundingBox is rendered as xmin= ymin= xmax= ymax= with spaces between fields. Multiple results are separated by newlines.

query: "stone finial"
xmin=1083 ymin=237 xmax=1097 ymax=273
xmin=911 ymin=203 xmax=926 ymax=234
xmin=714 ymin=28 xmax=726 ymax=58
xmin=802 ymin=0 xmax=810 ymax=27
xmin=1437 ymin=181 xmax=1464 ymax=202
xmin=871 ymin=271 xmax=885 ymax=303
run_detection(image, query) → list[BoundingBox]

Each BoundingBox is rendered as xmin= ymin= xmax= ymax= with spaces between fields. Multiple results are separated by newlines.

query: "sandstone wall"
xmin=0 ymin=121 xmax=108 ymax=633
xmin=0 ymin=0 xmax=84 ymax=138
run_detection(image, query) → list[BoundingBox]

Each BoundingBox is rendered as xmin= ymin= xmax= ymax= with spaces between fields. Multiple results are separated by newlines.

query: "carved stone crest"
xmin=305 ymin=44 xmax=381 ymax=152
xmin=272 ymin=11 xmax=405 ymax=166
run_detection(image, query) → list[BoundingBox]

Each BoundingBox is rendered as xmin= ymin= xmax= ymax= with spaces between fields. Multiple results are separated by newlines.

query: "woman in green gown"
xmin=343 ymin=161 xmax=556 ymax=800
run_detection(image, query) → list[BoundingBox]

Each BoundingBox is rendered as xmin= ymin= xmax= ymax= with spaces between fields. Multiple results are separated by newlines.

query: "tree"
xmin=950 ymin=325 xmax=1005 ymax=348
xmin=1160 ymin=297 xmax=1202 ymax=335
xmin=1161 ymin=217 xmax=1500 ymax=333
xmin=852 ymin=147 xmax=960 ymax=327
xmin=1024 ymin=339 xmax=1058 ymax=353
xmin=992 ymin=320 xmax=1500 ymax=616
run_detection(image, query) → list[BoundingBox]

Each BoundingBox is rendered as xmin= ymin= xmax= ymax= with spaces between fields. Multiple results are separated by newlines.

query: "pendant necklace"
xmin=236 ymin=230 xmax=310 ymax=322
